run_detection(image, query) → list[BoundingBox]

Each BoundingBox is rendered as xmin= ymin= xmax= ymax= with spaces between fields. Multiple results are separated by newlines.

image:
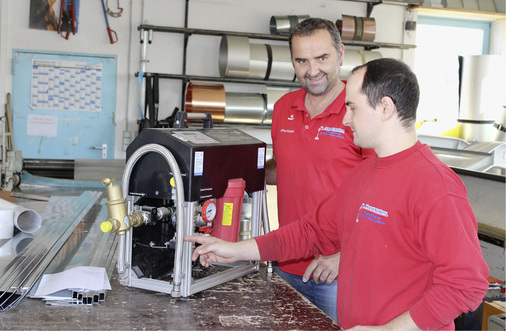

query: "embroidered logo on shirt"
xmin=315 ymin=126 xmax=346 ymax=140
xmin=288 ymin=115 xmax=294 ymax=121
xmin=280 ymin=129 xmax=294 ymax=133
xmin=356 ymin=203 xmax=388 ymax=225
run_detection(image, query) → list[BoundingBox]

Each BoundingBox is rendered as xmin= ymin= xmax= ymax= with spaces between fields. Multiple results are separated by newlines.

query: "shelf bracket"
xmin=367 ymin=1 xmax=382 ymax=17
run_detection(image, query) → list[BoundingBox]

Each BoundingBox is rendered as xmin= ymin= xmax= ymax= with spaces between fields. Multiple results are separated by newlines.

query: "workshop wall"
xmin=0 ymin=0 xmax=409 ymax=159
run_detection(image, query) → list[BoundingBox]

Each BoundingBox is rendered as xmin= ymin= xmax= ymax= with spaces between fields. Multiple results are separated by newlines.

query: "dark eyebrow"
xmin=294 ymin=53 xmax=329 ymax=62
xmin=345 ymin=101 xmax=354 ymax=106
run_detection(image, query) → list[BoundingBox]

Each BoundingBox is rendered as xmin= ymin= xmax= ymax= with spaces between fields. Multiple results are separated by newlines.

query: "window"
xmin=413 ymin=16 xmax=491 ymax=129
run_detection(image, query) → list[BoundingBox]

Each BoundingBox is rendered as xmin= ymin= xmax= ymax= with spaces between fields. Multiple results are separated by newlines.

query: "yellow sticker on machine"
xmin=222 ymin=203 xmax=233 ymax=226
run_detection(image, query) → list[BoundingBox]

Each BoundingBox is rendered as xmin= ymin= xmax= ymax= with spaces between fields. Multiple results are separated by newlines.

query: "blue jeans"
xmin=274 ymin=265 xmax=338 ymax=323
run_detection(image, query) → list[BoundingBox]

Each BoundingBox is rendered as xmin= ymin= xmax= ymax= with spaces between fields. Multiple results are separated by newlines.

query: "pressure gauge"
xmin=201 ymin=200 xmax=217 ymax=223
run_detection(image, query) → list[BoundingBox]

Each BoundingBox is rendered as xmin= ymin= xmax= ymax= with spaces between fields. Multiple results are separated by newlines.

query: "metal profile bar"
xmin=24 ymin=192 xmax=102 ymax=289
xmin=189 ymin=262 xmax=259 ymax=295
xmin=0 ymin=191 xmax=102 ymax=311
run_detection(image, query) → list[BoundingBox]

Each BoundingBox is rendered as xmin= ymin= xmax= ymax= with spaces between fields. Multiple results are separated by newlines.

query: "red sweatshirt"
xmin=271 ymin=87 xmax=370 ymax=276
xmin=256 ymin=141 xmax=489 ymax=329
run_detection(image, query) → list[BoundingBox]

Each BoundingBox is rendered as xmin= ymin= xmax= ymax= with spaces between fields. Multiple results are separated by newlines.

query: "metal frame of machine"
xmin=103 ymin=127 xmax=267 ymax=297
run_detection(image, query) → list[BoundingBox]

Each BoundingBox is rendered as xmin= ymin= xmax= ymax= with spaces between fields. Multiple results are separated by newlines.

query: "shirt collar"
xmin=291 ymin=83 xmax=347 ymax=118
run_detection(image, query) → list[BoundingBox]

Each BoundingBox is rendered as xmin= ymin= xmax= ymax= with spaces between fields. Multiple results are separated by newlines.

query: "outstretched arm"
xmin=185 ymin=236 xmax=260 ymax=267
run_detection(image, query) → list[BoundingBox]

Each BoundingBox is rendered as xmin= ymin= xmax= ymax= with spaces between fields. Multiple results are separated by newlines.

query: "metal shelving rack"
xmin=137 ymin=0 xmax=419 ymax=112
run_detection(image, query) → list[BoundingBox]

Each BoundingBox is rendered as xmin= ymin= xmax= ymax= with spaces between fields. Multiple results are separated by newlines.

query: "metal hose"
xmin=121 ymin=143 xmax=185 ymax=296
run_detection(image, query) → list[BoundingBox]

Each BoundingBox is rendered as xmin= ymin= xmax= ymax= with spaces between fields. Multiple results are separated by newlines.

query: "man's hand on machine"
xmin=184 ymin=236 xmax=261 ymax=267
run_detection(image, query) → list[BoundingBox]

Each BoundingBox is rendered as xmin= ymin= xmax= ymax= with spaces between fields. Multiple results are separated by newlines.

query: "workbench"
xmin=0 ymin=266 xmax=339 ymax=330
xmin=0 ymin=175 xmax=340 ymax=330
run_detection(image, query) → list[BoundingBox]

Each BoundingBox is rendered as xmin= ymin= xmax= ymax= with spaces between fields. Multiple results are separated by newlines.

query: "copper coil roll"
xmin=185 ymin=83 xmax=226 ymax=123
xmin=185 ymin=84 xmax=295 ymax=125
xmin=336 ymin=15 xmax=376 ymax=42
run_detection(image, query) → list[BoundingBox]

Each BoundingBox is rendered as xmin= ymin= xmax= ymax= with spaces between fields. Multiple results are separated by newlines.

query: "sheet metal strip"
xmin=0 ymin=191 xmax=102 ymax=311
xmin=29 ymin=198 xmax=117 ymax=306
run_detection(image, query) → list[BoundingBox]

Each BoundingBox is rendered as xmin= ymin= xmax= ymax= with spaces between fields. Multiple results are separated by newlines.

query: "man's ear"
xmin=380 ymin=96 xmax=396 ymax=120
xmin=338 ymin=44 xmax=345 ymax=66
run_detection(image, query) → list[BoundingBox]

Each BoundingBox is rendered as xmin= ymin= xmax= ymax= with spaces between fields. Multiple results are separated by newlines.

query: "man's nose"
xmin=308 ymin=62 xmax=320 ymax=77
xmin=343 ymin=109 xmax=351 ymax=127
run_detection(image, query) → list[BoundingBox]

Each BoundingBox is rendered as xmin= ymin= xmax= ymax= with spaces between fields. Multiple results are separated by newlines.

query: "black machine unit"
xmin=117 ymin=127 xmax=267 ymax=292
xmin=126 ymin=128 xmax=266 ymax=202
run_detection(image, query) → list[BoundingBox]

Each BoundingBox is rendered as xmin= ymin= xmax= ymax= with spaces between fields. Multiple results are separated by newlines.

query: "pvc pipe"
xmin=0 ymin=207 xmax=13 ymax=239
xmin=0 ymin=198 xmax=41 ymax=233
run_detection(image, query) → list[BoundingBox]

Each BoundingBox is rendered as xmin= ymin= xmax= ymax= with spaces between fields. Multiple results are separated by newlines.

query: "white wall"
xmin=0 ymin=0 xmax=412 ymax=159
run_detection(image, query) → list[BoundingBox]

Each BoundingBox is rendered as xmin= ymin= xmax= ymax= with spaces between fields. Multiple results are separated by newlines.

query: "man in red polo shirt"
xmin=265 ymin=18 xmax=372 ymax=322
xmin=185 ymin=58 xmax=489 ymax=330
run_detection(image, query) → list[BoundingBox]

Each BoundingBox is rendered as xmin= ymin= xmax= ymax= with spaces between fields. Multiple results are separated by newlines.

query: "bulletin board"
xmin=12 ymin=50 xmax=117 ymax=159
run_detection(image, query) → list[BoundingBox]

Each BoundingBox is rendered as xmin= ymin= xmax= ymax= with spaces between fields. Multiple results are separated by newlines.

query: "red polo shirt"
xmin=271 ymin=87 xmax=371 ymax=276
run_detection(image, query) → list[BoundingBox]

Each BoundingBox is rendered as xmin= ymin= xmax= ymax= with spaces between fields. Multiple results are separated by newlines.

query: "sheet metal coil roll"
xmin=225 ymin=93 xmax=267 ymax=124
xmin=336 ymin=15 xmax=376 ymax=42
xmin=219 ymin=36 xmax=250 ymax=78
xmin=264 ymin=87 xmax=296 ymax=124
xmin=339 ymin=50 xmax=382 ymax=80
xmin=269 ymin=45 xmax=296 ymax=81
xmin=458 ymin=55 xmax=506 ymax=141
xmin=185 ymin=83 xmax=294 ymax=124
xmin=270 ymin=15 xmax=310 ymax=35
xmin=248 ymin=43 xmax=269 ymax=79
xmin=185 ymin=83 xmax=226 ymax=123
xmin=219 ymin=35 xmax=295 ymax=81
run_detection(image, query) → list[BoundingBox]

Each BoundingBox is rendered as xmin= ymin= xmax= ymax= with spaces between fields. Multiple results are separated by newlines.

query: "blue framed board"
xmin=12 ymin=49 xmax=117 ymax=159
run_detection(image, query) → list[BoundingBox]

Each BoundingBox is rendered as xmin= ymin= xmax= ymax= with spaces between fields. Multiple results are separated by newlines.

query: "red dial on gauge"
xmin=201 ymin=200 xmax=217 ymax=223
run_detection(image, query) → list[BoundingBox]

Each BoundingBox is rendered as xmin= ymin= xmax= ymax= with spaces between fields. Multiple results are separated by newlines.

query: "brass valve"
xmin=101 ymin=177 xmax=129 ymax=234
